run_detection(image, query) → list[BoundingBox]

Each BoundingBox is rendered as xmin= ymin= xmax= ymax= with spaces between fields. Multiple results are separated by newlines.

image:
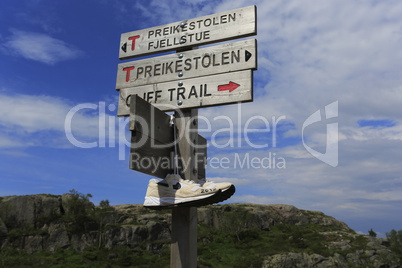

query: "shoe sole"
xmin=214 ymin=184 xmax=236 ymax=203
xmin=144 ymin=185 xmax=236 ymax=210
xmin=144 ymin=190 xmax=221 ymax=210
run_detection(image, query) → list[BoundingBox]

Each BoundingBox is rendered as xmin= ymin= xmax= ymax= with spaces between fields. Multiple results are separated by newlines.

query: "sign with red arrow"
xmin=218 ymin=82 xmax=240 ymax=92
xmin=117 ymin=70 xmax=253 ymax=115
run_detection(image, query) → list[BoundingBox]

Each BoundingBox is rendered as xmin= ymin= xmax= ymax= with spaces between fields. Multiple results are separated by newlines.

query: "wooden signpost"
xmin=118 ymin=70 xmax=253 ymax=115
xmin=115 ymin=5 xmax=257 ymax=268
xmin=118 ymin=6 xmax=256 ymax=59
xmin=116 ymin=39 xmax=257 ymax=89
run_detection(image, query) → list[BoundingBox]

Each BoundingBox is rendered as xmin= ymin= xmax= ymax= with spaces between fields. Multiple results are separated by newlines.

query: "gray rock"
xmin=70 ymin=232 xmax=98 ymax=252
xmin=104 ymin=225 xmax=149 ymax=249
xmin=262 ymin=250 xmax=401 ymax=268
xmin=0 ymin=195 xmax=61 ymax=229
xmin=45 ymin=223 xmax=70 ymax=252
xmin=0 ymin=195 xmax=36 ymax=227
xmin=263 ymin=252 xmax=333 ymax=268
xmin=146 ymin=221 xmax=170 ymax=241
xmin=198 ymin=203 xmax=351 ymax=231
xmin=262 ymin=250 xmax=400 ymax=268
xmin=23 ymin=235 xmax=43 ymax=254
xmin=367 ymin=236 xmax=386 ymax=250
xmin=328 ymin=240 xmax=352 ymax=251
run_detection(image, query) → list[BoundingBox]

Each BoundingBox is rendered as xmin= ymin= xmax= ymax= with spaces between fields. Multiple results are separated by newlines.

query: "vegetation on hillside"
xmin=1 ymin=191 xmax=401 ymax=267
xmin=387 ymin=229 xmax=402 ymax=263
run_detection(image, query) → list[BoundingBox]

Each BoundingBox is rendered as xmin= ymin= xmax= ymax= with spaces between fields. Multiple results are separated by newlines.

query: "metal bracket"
xmin=169 ymin=114 xmax=175 ymax=127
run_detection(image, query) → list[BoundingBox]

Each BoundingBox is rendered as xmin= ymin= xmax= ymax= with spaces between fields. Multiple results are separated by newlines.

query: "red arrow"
xmin=218 ymin=82 xmax=240 ymax=92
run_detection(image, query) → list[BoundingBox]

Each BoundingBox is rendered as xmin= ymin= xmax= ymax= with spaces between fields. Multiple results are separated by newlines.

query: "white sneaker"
xmin=144 ymin=174 xmax=221 ymax=208
xmin=198 ymin=179 xmax=236 ymax=203
xmin=198 ymin=179 xmax=233 ymax=193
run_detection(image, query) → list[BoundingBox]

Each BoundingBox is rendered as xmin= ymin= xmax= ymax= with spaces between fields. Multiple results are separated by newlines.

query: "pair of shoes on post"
xmin=144 ymin=174 xmax=235 ymax=209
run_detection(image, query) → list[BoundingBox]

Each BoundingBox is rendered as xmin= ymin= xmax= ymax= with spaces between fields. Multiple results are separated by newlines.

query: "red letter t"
xmin=123 ymin=66 xmax=135 ymax=82
xmin=128 ymin=35 xmax=140 ymax=51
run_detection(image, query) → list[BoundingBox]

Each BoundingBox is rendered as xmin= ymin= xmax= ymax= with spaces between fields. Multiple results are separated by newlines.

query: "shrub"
xmin=387 ymin=229 xmax=402 ymax=262
xmin=62 ymin=189 xmax=97 ymax=235
xmin=368 ymin=228 xmax=377 ymax=237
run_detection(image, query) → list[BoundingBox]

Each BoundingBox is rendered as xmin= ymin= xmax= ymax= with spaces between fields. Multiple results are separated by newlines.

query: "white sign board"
xmin=116 ymin=39 xmax=257 ymax=89
xmin=119 ymin=5 xmax=256 ymax=59
xmin=118 ymin=70 xmax=253 ymax=116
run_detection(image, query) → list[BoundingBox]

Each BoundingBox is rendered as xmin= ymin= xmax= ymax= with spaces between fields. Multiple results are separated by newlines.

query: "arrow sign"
xmin=121 ymin=42 xmax=127 ymax=53
xmin=116 ymin=39 xmax=257 ymax=90
xmin=118 ymin=70 xmax=253 ymax=115
xmin=118 ymin=5 xmax=256 ymax=59
xmin=245 ymin=50 xmax=252 ymax=62
xmin=218 ymin=82 xmax=240 ymax=92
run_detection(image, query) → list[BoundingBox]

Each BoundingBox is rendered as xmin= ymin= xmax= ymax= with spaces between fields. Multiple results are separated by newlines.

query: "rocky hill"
xmin=0 ymin=193 xmax=401 ymax=267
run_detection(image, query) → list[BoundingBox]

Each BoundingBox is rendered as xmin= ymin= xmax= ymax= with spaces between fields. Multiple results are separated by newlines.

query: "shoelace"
xmin=169 ymin=115 xmax=179 ymax=176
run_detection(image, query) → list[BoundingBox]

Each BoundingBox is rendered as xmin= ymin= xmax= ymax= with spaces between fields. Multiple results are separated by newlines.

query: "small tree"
xmin=95 ymin=199 xmax=114 ymax=248
xmin=99 ymin=199 xmax=110 ymax=209
xmin=386 ymin=229 xmax=402 ymax=257
xmin=368 ymin=228 xmax=377 ymax=237
xmin=63 ymin=189 xmax=96 ymax=234
xmin=221 ymin=206 xmax=258 ymax=242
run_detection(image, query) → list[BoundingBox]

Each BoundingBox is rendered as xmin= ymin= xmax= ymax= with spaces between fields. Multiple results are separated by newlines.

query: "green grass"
xmin=0 ymin=222 xmax=396 ymax=268
xmin=0 ymin=246 xmax=170 ymax=268
xmin=197 ymin=222 xmax=354 ymax=267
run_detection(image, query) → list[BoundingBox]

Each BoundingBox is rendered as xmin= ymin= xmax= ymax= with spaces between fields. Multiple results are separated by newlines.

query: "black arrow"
xmin=245 ymin=50 xmax=252 ymax=62
xmin=121 ymin=42 xmax=127 ymax=53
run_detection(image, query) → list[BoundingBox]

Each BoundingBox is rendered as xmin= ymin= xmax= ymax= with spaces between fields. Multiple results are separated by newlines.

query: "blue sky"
xmin=1 ymin=0 xmax=402 ymax=237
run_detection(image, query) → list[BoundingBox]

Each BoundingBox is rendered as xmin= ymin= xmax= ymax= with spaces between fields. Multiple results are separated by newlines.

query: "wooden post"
xmin=170 ymin=108 xmax=198 ymax=268
xmin=171 ymin=206 xmax=198 ymax=268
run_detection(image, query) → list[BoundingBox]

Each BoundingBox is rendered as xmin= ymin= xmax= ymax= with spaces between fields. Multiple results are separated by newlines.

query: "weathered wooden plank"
xmin=116 ymin=39 xmax=257 ymax=89
xmin=130 ymin=131 xmax=174 ymax=178
xmin=129 ymin=94 xmax=173 ymax=144
xmin=119 ymin=5 xmax=256 ymax=59
xmin=129 ymin=133 xmax=207 ymax=179
xmin=118 ymin=70 xmax=253 ymax=116
xmin=128 ymin=95 xmax=206 ymax=179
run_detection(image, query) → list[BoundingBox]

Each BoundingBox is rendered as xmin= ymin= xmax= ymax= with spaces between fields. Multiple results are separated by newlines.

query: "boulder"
xmin=44 ymin=223 xmax=70 ymax=252
xmin=23 ymin=235 xmax=43 ymax=254
xmin=0 ymin=195 xmax=61 ymax=229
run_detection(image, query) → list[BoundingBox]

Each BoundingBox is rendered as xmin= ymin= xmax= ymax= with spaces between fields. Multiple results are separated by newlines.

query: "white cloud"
xmin=0 ymin=135 xmax=27 ymax=148
xmin=207 ymin=176 xmax=251 ymax=186
xmin=0 ymin=93 xmax=112 ymax=149
xmin=0 ymin=93 xmax=72 ymax=133
xmin=1 ymin=29 xmax=82 ymax=64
